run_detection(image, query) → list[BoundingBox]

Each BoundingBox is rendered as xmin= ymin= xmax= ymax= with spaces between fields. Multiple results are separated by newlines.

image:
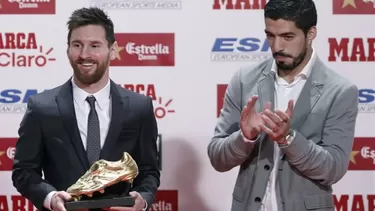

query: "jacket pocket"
xmin=232 ymin=185 xmax=245 ymax=202
xmin=304 ymin=193 xmax=334 ymax=210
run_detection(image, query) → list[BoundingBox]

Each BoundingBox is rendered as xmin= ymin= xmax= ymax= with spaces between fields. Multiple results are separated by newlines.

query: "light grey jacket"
xmin=207 ymin=57 xmax=359 ymax=211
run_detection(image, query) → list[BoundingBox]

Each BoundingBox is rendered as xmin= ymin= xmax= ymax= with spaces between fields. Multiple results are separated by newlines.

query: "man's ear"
xmin=110 ymin=41 xmax=118 ymax=60
xmin=307 ymin=26 xmax=317 ymax=46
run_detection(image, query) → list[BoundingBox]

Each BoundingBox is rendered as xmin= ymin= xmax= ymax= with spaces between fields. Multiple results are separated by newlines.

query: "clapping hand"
xmin=240 ymin=95 xmax=271 ymax=141
xmin=259 ymin=100 xmax=294 ymax=144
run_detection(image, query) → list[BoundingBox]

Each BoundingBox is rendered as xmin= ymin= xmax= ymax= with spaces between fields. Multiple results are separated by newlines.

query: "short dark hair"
xmin=264 ymin=0 xmax=317 ymax=35
xmin=67 ymin=7 xmax=115 ymax=46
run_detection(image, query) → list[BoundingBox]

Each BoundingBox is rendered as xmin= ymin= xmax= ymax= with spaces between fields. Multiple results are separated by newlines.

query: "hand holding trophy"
xmin=64 ymin=152 xmax=139 ymax=211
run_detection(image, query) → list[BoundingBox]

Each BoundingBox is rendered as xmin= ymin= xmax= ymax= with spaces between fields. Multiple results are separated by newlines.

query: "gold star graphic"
xmin=0 ymin=151 xmax=4 ymax=165
xmin=350 ymin=150 xmax=359 ymax=164
xmin=114 ymin=46 xmax=124 ymax=60
xmin=342 ymin=0 xmax=356 ymax=8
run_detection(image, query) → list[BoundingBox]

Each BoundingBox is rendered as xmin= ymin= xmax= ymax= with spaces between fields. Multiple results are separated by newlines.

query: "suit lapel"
xmin=290 ymin=57 xmax=325 ymax=130
xmin=258 ymin=73 xmax=275 ymax=111
xmin=55 ymin=79 xmax=90 ymax=171
xmin=100 ymin=81 xmax=129 ymax=160
xmin=257 ymin=64 xmax=275 ymax=111
xmin=256 ymin=61 xmax=276 ymax=158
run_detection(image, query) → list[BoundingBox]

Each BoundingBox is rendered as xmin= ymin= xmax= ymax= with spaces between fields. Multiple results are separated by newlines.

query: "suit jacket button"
xmin=255 ymin=197 xmax=261 ymax=203
xmin=264 ymin=164 xmax=270 ymax=170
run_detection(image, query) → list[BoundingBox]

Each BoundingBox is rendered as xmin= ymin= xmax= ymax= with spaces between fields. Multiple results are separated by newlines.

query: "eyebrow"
xmin=70 ymin=40 xmax=104 ymax=44
xmin=264 ymin=30 xmax=295 ymax=36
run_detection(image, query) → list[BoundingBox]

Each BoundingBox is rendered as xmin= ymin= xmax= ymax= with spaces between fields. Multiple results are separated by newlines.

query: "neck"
xmin=73 ymin=72 xmax=109 ymax=94
xmin=278 ymin=48 xmax=313 ymax=83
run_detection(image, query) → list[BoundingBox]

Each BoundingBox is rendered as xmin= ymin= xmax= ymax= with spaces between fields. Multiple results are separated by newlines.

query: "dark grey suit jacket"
xmin=12 ymin=79 xmax=160 ymax=211
xmin=208 ymin=57 xmax=359 ymax=211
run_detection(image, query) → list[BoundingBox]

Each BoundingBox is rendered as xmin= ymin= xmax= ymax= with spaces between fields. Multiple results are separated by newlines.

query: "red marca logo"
xmin=0 ymin=195 xmax=37 ymax=211
xmin=111 ymin=33 xmax=175 ymax=66
xmin=217 ymin=84 xmax=228 ymax=118
xmin=0 ymin=0 xmax=55 ymax=14
xmin=213 ymin=0 xmax=268 ymax=10
xmin=150 ymin=190 xmax=178 ymax=211
xmin=0 ymin=138 xmax=16 ymax=171
xmin=334 ymin=194 xmax=375 ymax=211
xmin=121 ymin=84 xmax=175 ymax=119
xmin=328 ymin=38 xmax=375 ymax=62
xmin=332 ymin=0 xmax=375 ymax=14
xmin=0 ymin=33 xmax=56 ymax=67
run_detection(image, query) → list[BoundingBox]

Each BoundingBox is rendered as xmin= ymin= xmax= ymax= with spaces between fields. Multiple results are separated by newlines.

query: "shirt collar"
xmin=71 ymin=77 xmax=111 ymax=110
xmin=271 ymin=47 xmax=316 ymax=81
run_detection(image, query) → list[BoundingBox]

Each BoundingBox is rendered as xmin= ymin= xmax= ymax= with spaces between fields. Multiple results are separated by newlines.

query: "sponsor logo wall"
xmin=0 ymin=0 xmax=373 ymax=210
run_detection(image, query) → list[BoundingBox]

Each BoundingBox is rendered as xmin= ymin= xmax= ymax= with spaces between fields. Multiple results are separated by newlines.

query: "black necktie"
xmin=86 ymin=96 xmax=101 ymax=165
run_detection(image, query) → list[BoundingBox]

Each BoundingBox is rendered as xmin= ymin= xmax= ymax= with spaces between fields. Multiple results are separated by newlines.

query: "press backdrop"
xmin=0 ymin=0 xmax=374 ymax=210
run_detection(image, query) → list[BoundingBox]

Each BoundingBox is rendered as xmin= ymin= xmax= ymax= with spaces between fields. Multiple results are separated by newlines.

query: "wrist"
xmin=240 ymin=131 xmax=259 ymax=142
xmin=249 ymin=133 xmax=259 ymax=140
xmin=241 ymin=130 xmax=259 ymax=140
xmin=43 ymin=191 xmax=57 ymax=210
xmin=278 ymin=129 xmax=295 ymax=147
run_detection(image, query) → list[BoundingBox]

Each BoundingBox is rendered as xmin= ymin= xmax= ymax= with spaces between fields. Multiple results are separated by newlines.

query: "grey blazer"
xmin=207 ymin=57 xmax=358 ymax=211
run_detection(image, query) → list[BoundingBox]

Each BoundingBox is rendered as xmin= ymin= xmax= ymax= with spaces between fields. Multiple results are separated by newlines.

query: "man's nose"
xmin=271 ymin=37 xmax=284 ymax=53
xmin=79 ymin=47 xmax=91 ymax=59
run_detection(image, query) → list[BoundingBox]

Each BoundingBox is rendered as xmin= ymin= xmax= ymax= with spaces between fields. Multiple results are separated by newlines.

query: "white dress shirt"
xmin=260 ymin=49 xmax=316 ymax=211
xmin=72 ymin=78 xmax=111 ymax=149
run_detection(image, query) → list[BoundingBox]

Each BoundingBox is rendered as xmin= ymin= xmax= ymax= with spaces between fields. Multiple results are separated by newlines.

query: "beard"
xmin=70 ymin=55 xmax=110 ymax=85
xmin=273 ymin=43 xmax=307 ymax=72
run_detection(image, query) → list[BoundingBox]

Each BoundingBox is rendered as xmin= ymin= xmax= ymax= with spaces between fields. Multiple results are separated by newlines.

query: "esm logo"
xmin=358 ymin=89 xmax=375 ymax=113
xmin=0 ymin=89 xmax=47 ymax=113
xmin=212 ymin=0 xmax=269 ymax=10
xmin=211 ymin=37 xmax=271 ymax=62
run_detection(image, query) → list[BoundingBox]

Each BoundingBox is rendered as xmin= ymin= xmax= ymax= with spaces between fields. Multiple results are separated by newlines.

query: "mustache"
xmin=273 ymin=52 xmax=292 ymax=58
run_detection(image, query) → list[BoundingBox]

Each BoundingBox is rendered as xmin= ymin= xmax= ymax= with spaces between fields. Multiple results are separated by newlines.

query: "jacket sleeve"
xmin=207 ymin=68 xmax=260 ymax=172
xmin=12 ymin=96 xmax=56 ymax=210
xmin=281 ymin=84 xmax=359 ymax=185
xmin=130 ymin=96 xmax=160 ymax=210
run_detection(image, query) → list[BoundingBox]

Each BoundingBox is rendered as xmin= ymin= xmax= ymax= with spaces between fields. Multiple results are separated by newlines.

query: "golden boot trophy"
xmin=64 ymin=152 xmax=139 ymax=210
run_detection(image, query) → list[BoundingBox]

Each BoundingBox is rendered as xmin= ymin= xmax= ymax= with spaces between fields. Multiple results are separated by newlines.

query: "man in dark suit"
xmin=11 ymin=7 xmax=160 ymax=211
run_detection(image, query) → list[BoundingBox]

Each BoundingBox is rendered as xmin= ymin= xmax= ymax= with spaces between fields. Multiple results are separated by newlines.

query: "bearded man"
xmin=207 ymin=0 xmax=359 ymax=210
xmin=12 ymin=7 xmax=160 ymax=211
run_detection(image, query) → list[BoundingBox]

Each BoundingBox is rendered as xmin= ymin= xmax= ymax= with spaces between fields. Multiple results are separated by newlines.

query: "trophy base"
xmin=65 ymin=196 xmax=135 ymax=211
